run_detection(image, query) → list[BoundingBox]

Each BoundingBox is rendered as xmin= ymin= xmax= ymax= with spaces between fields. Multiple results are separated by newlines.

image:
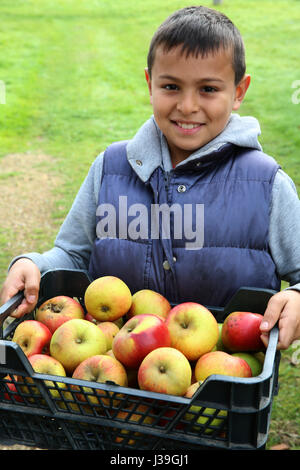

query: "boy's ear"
xmin=232 ymin=74 xmax=251 ymax=111
xmin=144 ymin=68 xmax=153 ymax=103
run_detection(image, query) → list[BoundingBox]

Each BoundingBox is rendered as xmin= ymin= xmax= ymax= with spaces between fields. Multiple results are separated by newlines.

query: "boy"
xmin=1 ymin=6 xmax=300 ymax=350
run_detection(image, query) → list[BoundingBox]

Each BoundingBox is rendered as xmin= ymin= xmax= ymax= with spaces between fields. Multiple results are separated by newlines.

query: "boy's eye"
xmin=163 ymin=84 xmax=178 ymax=91
xmin=202 ymin=86 xmax=217 ymax=93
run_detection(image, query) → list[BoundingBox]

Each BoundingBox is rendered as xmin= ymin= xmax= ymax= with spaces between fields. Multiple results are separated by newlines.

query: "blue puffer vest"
xmin=89 ymin=141 xmax=281 ymax=307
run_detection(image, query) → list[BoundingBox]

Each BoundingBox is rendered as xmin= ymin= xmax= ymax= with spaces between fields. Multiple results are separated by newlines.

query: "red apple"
xmin=3 ymin=375 xmax=23 ymax=403
xmin=194 ymin=350 xmax=252 ymax=382
xmin=35 ymin=295 xmax=85 ymax=333
xmin=165 ymin=302 xmax=219 ymax=361
xmin=97 ymin=321 xmax=120 ymax=350
xmin=138 ymin=347 xmax=192 ymax=396
xmin=84 ymin=276 xmax=132 ymax=322
xmin=221 ymin=311 xmax=265 ymax=352
xmin=49 ymin=319 xmax=107 ymax=374
xmin=112 ymin=314 xmax=171 ymax=369
xmin=12 ymin=320 xmax=52 ymax=357
xmin=71 ymin=354 xmax=128 ymax=406
xmin=127 ymin=289 xmax=171 ymax=320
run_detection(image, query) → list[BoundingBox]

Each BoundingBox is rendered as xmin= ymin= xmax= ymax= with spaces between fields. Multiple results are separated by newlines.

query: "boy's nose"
xmin=177 ymin=91 xmax=200 ymax=115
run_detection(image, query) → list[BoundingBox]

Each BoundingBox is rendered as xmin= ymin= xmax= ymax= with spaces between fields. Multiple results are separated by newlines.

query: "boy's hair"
xmin=147 ymin=6 xmax=246 ymax=85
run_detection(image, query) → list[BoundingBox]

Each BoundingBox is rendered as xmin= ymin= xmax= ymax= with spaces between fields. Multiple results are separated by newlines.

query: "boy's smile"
xmin=145 ymin=45 xmax=250 ymax=166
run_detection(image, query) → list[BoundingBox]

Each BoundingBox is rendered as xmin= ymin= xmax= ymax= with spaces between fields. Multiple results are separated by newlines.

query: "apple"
xmin=19 ymin=353 xmax=67 ymax=400
xmin=165 ymin=302 xmax=219 ymax=361
xmin=232 ymin=352 xmax=263 ymax=376
xmin=114 ymin=404 xmax=154 ymax=445
xmin=138 ymin=347 xmax=192 ymax=396
xmin=215 ymin=323 xmax=227 ymax=351
xmin=112 ymin=314 xmax=171 ymax=369
xmin=105 ymin=349 xmax=115 ymax=358
xmin=254 ymin=352 xmax=265 ymax=365
xmin=71 ymin=354 xmax=128 ymax=407
xmin=194 ymin=350 xmax=252 ymax=382
xmin=184 ymin=381 xmax=227 ymax=434
xmin=85 ymin=312 xmax=101 ymax=325
xmin=35 ymin=295 xmax=85 ymax=334
xmin=49 ymin=319 xmax=107 ymax=374
xmin=84 ymin=276 xmax=132 ymax=322
xmin=105 ymin=347 xmax=140 ymax=387
xmin=221 ymin=311 xmax=265 ymax=352
xmin=86 ymin=313 xmax=124 ymax=329
xmin=12 ymin=320 xmax=52 ymax=357
xmin=97 ymin=321 xmax=120 ymax=350
xmin=3 ymin=375 xmax=23 ymax=403
xmin=127 ymin=289 xmax=171 ymax=320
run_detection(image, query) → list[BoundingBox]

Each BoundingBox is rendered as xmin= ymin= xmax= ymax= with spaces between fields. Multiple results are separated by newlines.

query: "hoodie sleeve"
xmin=269 ymin=169 xmax=300 ymax=291
xmin=8 ymin=153 xmax=104 ymax=274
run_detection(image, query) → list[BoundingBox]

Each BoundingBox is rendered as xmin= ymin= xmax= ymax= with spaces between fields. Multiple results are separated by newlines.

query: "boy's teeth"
xmin=177 ymin=122 xmax=198 ymax=129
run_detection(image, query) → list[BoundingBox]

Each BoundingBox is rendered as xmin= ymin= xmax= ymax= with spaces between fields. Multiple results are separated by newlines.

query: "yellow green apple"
xmin=184 ymin=381 xmax=227 ymax=434
xmin=232 ymin=352 xmax=263 ymax=376
xmin=137 ymin=346 xmax=192 ymax=396
xmin=127 ymin=289 xmax=171 ymax=320
xmin=18 ymin=353 xmax=67 ymax=401
xmin=84 ymin=276 xmax=132 ymax=322
xmin=164 ymin=302 xmax=219 ymax=361
xmin=215 ymin=323 xmax=227 ymax=351
xmin=49 ymin=319 xmax=107 ymax=374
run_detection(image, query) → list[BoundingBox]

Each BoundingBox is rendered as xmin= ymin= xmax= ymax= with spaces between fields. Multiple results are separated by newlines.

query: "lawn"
xmin=0 ymin=0 xmax=299 ymax=450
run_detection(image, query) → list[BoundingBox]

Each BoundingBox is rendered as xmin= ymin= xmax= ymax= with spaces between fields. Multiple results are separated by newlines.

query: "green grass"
xmin=0 ymin=0 xmax=299 ymax=450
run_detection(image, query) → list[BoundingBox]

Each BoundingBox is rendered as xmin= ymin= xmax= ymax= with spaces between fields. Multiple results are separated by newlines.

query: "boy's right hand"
xmin=0 ymin=258 xmax=41 ymax=318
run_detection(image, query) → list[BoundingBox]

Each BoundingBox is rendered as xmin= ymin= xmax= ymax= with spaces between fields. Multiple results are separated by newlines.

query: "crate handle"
xmin=0 ymin=291 xmax=24 ymax=338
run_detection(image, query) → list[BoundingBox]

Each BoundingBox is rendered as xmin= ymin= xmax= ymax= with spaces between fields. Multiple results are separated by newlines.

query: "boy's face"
xmin=145 ymin=45 xmax=250 ymax=166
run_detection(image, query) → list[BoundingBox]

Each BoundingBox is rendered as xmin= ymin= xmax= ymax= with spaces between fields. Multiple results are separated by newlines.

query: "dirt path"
xmin=0 ymin=152 xmax=62 ymax=255
xmin=0 ymin=152 xmax=62 ymax=450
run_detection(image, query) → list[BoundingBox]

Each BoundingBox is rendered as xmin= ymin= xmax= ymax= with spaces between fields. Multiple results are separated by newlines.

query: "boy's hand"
xmin=0 ymin=258 xmax=41 ymax=318
xmin=260 ymin=290 xmax=300 ymax=350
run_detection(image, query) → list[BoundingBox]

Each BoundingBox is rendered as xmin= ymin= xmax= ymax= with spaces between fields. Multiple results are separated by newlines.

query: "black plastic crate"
xmin=0 ymin=269 xmax=280 ymax=450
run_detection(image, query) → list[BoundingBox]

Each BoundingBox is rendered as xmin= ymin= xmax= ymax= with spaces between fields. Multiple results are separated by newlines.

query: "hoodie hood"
xmin=127 ymin=113 xmax=262 ymax=182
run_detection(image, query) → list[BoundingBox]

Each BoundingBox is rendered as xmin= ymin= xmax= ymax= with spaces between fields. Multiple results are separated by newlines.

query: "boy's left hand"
xmin=260 ymin=289 xmax=300 ymax=350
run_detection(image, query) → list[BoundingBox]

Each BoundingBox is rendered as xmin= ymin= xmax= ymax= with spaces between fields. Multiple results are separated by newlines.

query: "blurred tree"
xmin=213 ymin=0 xmax=223 ymax=4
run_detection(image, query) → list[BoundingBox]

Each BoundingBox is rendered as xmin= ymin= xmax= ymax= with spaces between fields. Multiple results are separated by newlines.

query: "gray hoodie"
xmin=10 ymin=114 xmax=300 ymax=292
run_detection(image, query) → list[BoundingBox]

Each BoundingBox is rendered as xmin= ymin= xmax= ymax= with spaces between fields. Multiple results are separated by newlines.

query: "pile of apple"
xmin=9 ymin=275 xmax=266 ymax=407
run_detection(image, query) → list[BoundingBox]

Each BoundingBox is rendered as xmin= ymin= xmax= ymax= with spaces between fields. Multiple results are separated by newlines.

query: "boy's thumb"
xmin=260 ymin=294 xmax=283 ymax=333
xmin=24 ymin=273 xmax=40 ymax=305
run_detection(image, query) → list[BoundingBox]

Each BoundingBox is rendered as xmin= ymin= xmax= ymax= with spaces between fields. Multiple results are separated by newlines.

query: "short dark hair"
xmin=147 ymin=6 xmax=246 ymax=85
